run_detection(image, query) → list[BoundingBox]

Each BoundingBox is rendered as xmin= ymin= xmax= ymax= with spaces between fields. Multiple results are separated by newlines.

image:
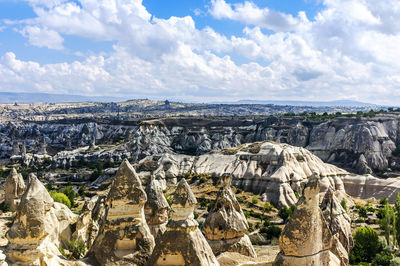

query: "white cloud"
xmin=209 ymin=0 xmax=310 ymax=31
xmin=0 ymin=0 xmax=399 ymax=105
xmin=20 ymin=26 xmax=64 ymax=50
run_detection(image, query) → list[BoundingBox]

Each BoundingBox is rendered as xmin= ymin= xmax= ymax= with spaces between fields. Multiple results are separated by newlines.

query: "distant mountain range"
xmin=0 ymin=92 xmax=380 ymax=107
xmin=0 ymin=92 xmax=124 ymax=103
xmin=218 ymin=99 xmax=379 ymax=107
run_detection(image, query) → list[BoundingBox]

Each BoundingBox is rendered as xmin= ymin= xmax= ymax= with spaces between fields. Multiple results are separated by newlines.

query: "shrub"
xmin=207 ymin=201 xmax=215 ymax=212
xmin=165 ymin=193 xmax=173 ymax=206
xmin=260 ymin=225 xmax=282 ymax=239
xmin=236 ymin=188 xmax=243 ymax=194
xmin=62 ymin=240 xmax=86 ymax=260
xmin=392 ymin=146 xmax=400 ymax=157
xmin=359 ymin=206 xmax=368 ymax=218
xmin=278 ymin=205 xmax=294 ymax=222
xmin=194 ymin=211 xmax=199 ymax=219
xmin=350 ymin=227 xmax=383 ymax=263
xmin=372 ymin=248 xmax=393 ymax=266
xmin=0 ymin=202 xmax=10 ymax=212
xmin=380 ymin=197 xmax=389 ymax=205
xmin=341 ymin=198 xmax=347 ymax=211
xmin=251 ymin=196 xmax=259 ymax=204
xmin=62 ymin=186 xmax=77 ymax=208
xmin=50 ymin=192 xmax=71 ymax=209
xmin=390 ymin=257 xmax=400 ymax=266
xmin=263 ymin=201 xmax=273 ymax=212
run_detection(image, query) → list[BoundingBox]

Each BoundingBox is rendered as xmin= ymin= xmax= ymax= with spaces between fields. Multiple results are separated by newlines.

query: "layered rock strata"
xmin=90 ymin=159 xmax=155 ymax=265
xmin=4 ymin=168 xmax=25 ymax=211
xmin=202 ymin=180 xmax=256 ymax=257
xmin=144 ymin=178 xmax=170 ymax=239
xmin=148 ymin=178 xmax=219 ymax=266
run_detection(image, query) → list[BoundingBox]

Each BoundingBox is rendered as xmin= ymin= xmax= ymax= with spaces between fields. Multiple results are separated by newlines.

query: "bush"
xmin=392 ymin=146 xmax=400 ymax=157
xmin=380 ymin=197 xmax=389 ymax=205
xmin=0 ymin=202 xmax=10 ymax=212
xmin=390 ymin=257 xmax=400 ymax=266
xmin=350 ymin=227 xmax=383 ymax=263
xmin=372 ymin=250 xmax=393 ymax=266
xmin=341 ymin=198 xmax=347 ymax=211
xmin=278 ymin=205 xmax=293 ymax=221
xmin=263 ymin=201 xmax=273 ymax=212
xmin=260 ymin=225 xmax=282 ymax=239
xmin=236 ymin=188 xmax=243 ymax=194
xmin=61 ymin=240 xmax=86 ymax=260
xmin=50 ymin=192 xmax=71 ymax=209
xmin=194 ymin=211 xmax=199 ymax=219
xmin=359 ymin=206 xmax=368 ymax=218
xmin=62 ymin=186 xmax=77 ymax=208
xmin=251 ymin=196 xmax=259 ymax=204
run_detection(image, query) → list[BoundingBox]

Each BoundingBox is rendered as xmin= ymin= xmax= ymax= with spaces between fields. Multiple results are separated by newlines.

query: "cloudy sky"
xmin=0 ymin=0 xmax=399 ymax=104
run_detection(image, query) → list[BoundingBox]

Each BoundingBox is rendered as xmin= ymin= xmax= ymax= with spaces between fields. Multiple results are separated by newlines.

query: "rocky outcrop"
xmin=90 ymin=159 xmax=155 ymax=265
xmin=144 ymin=178 xmax=170 ymax=239
xmin=342 ymin=174 xmax=400 ymax=203
xmin=4 ymin=168 xmax=25 ymax=211
xmin=148 ymin=178 xmax=219 ymax=266
xmin=202 ymin=180 xmax=256 ymax=257
xmin=72 ymin=195 xmax=107 ymax=253
xmin=2 ymin=114 xmax=400 ymax=176
xmin=6 ymin=174 xmax=77 ymax=265
xmin=136 ymin=141 xmax=350 ymax=206
xmin=320 ymin=189 xmax=353 ymax=264
xmin=274 ymin=175 xmax=350 ymax=266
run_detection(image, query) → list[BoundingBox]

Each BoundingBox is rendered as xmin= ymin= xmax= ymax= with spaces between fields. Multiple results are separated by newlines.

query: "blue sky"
xmin=0 ymin=0 xmax=399 ymax=104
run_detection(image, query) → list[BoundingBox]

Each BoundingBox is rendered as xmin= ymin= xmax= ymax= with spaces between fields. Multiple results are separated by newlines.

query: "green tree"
xmin=380 ymin=203 xmax=395 ymax=246
xmin=394 ymin=193 xmax=400 ymax=246
xmin=350 ymin=227 xmax=383 ymax=263
xmin=50 ymin=192 xmax=71 ymax=209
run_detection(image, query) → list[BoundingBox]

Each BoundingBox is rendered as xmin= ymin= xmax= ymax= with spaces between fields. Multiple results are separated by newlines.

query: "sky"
xmin=0 ymin=0 xmax=399 ymax=105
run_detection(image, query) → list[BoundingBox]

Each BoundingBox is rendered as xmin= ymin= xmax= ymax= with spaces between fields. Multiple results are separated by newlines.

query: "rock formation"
xmin=148 ymin=178 xmax=220 ymax=266
xmin=144 ymin=178 xmax=170 ymax=239
xmin=342 ymin=174 xmax=400 ymax=203
xmin=202 ymin=180 xmax=256 ymax=257
xmin=73 ymin=195 xmax=107 ymax=253
xmin=136 ymin=141 xmax=349 ymax=206
xmin=4 ymin=168 xmax=25 ymax=211
xmin=6 ymin=174 xmax=77 ymax=265
xmin=90 ymin=159 xmax=155 ymax=265
xmin=274 ymin=175 xmax=350 ymax=266
xmin=320 ymin=188 xmax=353 ymax=265
xmin=38 ymin=136 xmax=47 ymax=155
xmin=12 ymin=141 xmax=20 ymax=156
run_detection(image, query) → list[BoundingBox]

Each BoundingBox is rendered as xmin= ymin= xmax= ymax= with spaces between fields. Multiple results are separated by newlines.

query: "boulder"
xmin=148 ymin=178 xmax=220 ymax=266
xmin=4 ymin=168 xmax=25 ymax=211
xmin=90 ymin=159 xmax=155 ymax=265
xmin=202 ymin=180 xmax=256 ymax=257
xmin=144 ymin=178 xmax=170 ymax=239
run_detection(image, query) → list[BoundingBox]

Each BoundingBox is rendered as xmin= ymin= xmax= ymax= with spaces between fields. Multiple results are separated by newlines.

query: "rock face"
xmin=90 ymin=159 xmax=155 ymax=265
xmin=274 ymin=175 xmax=351 ymax=266
xmin=136 ymin=141 xmax=350 ymax=206
xmin=2 ymin=114 xmax=400 ymax=176
xmin=72 ymin=195 xmax=107 ymax=253
xmin=144 ymin=178 xmax=170 ymax=239
xmin=4 ymin=168 xmax=25 ymax=211
xmin=148 ymin=178 xmax=220 ymax=266
xmin=320 ymin=189 xmax=353 ymax=264
xmin=202 ymin=180 xmax=256 ymax=257
xmin=342 ymin=174 xmax=400 ymax=203
xmin=6 ymin=174 xmax=77 ymax=265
